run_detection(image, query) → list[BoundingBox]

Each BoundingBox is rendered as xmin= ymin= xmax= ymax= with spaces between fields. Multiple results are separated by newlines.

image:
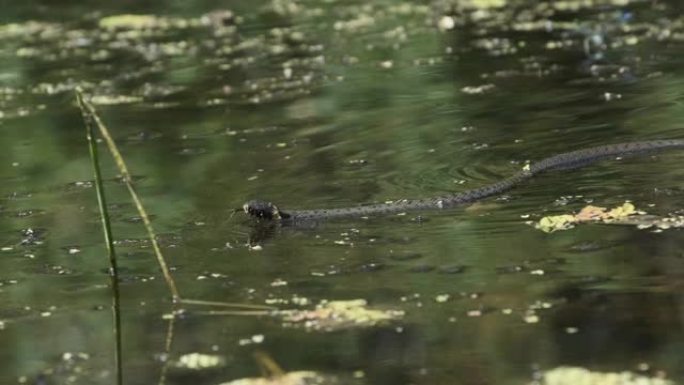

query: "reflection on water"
xmin=1 ymin=0 xmax=684 ymax=384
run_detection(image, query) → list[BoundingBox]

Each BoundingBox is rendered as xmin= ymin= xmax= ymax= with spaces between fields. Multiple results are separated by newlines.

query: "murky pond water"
xmin=1 ymin=0 xmax=684 ymax=384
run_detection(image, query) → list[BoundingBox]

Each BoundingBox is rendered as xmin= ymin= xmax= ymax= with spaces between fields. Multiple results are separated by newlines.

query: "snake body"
xmin=244 ymin=139 xmax=684 ymax=222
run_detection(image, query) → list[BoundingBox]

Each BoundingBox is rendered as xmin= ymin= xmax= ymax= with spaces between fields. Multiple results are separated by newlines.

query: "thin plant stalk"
xmin=184 ymin=310 xmax=272 ymax=316
xmin=157 ymin=305 xmax=178 ymax=385
xmin=75 ymin=89 xmax=274 ymax=310
xmin=77 ymin=88 xmax=290 ymax=385
xmin=75 ymin=88 xmax=181 ymax=301
xmin=77 ymin=89 xmax=123 ymax=385
xmin=179 ymin=298 xmax=276 ymax=310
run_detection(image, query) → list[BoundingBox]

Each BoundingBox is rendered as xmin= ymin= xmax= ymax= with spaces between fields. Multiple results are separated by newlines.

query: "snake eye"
xmin=243 ymin=200 xmax=280 ymax=220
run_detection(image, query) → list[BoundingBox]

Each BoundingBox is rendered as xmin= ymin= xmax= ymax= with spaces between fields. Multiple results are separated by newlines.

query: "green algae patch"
xmin=534 ymin=202 xmax=640 ymax=233
xmin=465 ymin=0 xmax=506 ymax=9
xmin=0 ymin=21 xmax=61 ymax=39
xmin=99 ymin=15 xmax=159 ymax=29
xmin=276 ymin=299 xmax=404 ymax=331
xmin=98 ymin=14 xmax=198 ymax=30
xmin=532 ymin=366 xmax=673 ymax=385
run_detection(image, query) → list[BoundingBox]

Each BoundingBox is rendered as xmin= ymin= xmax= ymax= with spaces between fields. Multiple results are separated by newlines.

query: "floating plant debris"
xmin=534 ymin=202 xmax=684 ymax=233
xmin=532 ymin=366 xmax=673 ymax=385
xmin=534 ymin=202 xmax=639 ymax=232
xmin=219 ymin=371 xmax=337 ymax=385
xmin=172 ymin=352 xmax=226 ymax=370
xmin=277 ymin=299 xmax=404 ymax=331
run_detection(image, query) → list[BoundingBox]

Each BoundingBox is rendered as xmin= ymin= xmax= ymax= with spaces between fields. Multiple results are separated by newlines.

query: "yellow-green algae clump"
xmin=277 ymin=299 xmax=404 ymax=331
xmin=535 ymin=202 xmax=639 ymax=233
xmin=533 ymin=366 xmax=673 ymax=385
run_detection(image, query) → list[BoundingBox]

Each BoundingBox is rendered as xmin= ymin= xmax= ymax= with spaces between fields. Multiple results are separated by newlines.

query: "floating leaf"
xmin=276 ymin=299 xmax=404 ymax=331
xmin=531 ymin=366 xmax=673 ymax=385
xmin=537 ymin=214 xmax=577 ymax=232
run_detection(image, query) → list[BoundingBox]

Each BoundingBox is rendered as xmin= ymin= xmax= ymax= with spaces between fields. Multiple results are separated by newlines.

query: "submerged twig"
xmin=179 ymin=298 xmax=276 ymax=310
xmin=183 ymin=310 xmax=272 ymax=316
xmin=76 ymin=89 xmax=123 ymax=385
xmin=253 ymin=351 xmax=285 ymax=378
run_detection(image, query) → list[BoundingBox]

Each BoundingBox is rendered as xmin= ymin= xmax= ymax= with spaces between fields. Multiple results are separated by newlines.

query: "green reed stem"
xmin=157 ymin=305 xmax=178 ymax=385
xmin=75 ymin=88 xmax=181 ymax=301
xmin=76 ymin=88 xmax=123 ymax=385
xmin=76 ymin=87 xmax=289 ymax=385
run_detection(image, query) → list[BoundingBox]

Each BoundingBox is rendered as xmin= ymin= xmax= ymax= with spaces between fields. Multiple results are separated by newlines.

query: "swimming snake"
xmin=244 ymin=139 xmax=684 ymax=222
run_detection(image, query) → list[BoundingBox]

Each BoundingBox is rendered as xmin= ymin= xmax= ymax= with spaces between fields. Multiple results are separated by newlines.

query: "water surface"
xmin=1 ymin=0 xmax=684 ymax=384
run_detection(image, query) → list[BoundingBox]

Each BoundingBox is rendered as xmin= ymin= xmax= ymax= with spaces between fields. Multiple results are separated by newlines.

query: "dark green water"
xmin=1 ymin=0 xmax=684 ymax=384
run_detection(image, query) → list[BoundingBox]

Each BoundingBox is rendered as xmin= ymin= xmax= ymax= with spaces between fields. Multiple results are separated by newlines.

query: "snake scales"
xmin=244 ymin=139 xmax=684 ymax=222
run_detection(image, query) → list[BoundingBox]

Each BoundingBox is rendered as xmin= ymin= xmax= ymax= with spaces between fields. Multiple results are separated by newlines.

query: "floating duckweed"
xmin=174 ymin=353 xmax=225 ymax=369
xmin=238 ymin=334 xmax=265 ymax=346
xmin=551 ymin=0 xmax=633 ymax=12
xmin=0 ymin=21 xmax=61 ymax=39
xmin=435 ymin=294 xmax=450 ymax=303
xmin=333 ymin=14 xmax=375 ymax=32
xmin=523 ymin=312 xmax=539 ymax=323
xmin=99 ymin=14 xmax=156 ymax=29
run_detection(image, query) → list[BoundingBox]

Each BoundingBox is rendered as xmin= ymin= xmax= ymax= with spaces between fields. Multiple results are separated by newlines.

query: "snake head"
xmin=243 ymin=200 xmax=287 ymax=220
